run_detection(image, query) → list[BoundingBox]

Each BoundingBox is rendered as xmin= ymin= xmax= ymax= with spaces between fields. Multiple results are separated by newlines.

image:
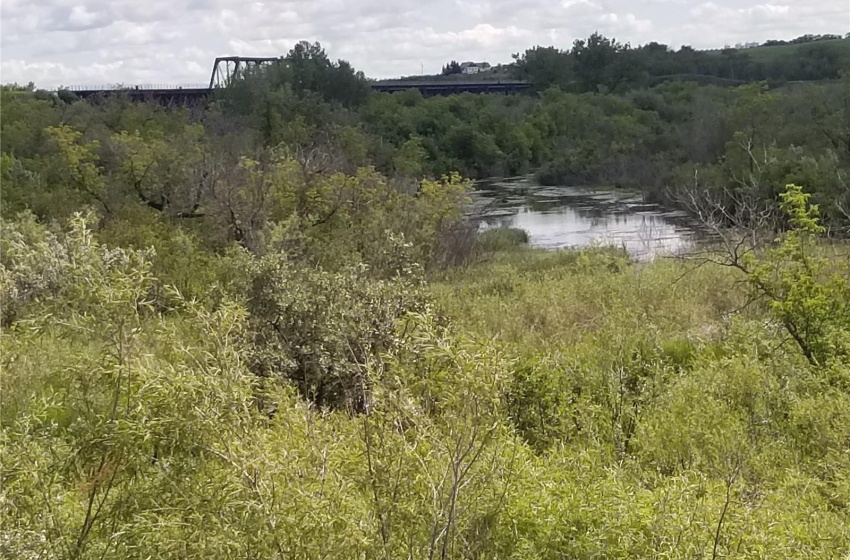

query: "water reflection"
xmin=473 ymin=176 xmax=700 ymax=260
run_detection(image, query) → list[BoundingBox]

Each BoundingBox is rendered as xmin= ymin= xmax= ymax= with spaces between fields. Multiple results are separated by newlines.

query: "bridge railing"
xmin=59 ymin=83 xmax=210 ymax=92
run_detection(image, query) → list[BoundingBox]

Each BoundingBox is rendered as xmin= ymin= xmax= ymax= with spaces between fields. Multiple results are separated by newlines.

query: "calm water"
xmin=473 ymin=176 xmax=700 ymax=260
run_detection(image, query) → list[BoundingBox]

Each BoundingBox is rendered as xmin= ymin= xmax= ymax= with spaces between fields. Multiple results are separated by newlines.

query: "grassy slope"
xmin=430 ymin=241 xmax=850 ymax=351
xmin=749 ymin=38 xmax=849 ymax=62
xmin=706 ymin=38 xmax=850 ymax=62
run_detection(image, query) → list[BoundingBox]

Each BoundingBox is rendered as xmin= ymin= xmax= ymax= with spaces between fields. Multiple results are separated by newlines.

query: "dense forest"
xmin=511 ymin=33 xmax=850 ymax=89
xmin=2 ymin=35 xmax=850 ymax=559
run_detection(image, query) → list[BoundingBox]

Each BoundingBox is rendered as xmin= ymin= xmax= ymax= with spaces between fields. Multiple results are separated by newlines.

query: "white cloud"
xmin=1 ymin=0 xmax=847 ymax=87
xmin=562 ymin=0 xmax=602 ymax=9
xmin=677 ymin=0 xmax=845 ymax=48
xmin=67 ymin=6 xmax=104 ymax=28
xmin=690 ymin=2 xmax=789 ymax=19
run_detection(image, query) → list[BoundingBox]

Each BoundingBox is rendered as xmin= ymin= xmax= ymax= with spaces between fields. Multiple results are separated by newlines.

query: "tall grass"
xmin=475 ymin=227 xmax=529 ymax=252
xmin=430 ymin=247 xmax=744 ymax=350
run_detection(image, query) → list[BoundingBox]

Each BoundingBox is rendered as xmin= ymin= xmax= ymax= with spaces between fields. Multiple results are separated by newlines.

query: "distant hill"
xmin=376 ymin=66 xmax=515 ymax=84
xmin=706 ymin=37 xmax=850 ymax=62
xmin=390 ymin=36 xmax=849 ymax=86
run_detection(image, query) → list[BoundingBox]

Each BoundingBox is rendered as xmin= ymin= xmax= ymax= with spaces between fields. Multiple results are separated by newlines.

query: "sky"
xmin=1 ymin=0 xmax=848 ymax=88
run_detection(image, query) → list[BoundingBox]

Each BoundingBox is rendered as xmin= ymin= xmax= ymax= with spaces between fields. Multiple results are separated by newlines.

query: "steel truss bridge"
xmin=58 ymin=56 xmax=530 ymax=103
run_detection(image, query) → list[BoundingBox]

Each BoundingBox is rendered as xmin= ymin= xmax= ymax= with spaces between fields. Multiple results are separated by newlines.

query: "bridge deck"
xmin=62 ymin=80 xmax=530 ymax=102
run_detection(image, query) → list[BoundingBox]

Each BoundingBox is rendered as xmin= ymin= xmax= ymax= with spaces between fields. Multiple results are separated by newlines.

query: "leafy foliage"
xmin=512 ymin=34 xmax=850 ymax=91
xmin=741 ymin=185 xmax=850 ymax=366
xmin=2 ymin=38 xmax=850 ymax=559
xmin=3 ymin=186 xmax=850 ymax=560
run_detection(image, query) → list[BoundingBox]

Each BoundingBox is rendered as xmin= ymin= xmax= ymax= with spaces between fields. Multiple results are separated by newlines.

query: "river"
xmin=472 ymin=176 xmax=701 ymax=261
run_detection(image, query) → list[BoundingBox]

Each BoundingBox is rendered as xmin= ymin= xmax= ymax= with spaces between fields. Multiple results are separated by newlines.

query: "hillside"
xmin=702 ymin=36 xmax=848 ymax=54
xmin=377 ymin=65 xmax=516 ymax=83
xmin=389 ymin=35 xmax=849 ymax=85
xmin=702 ymin=37 xmax=850 ymax=64
xmin=744 ymin=37 xmax=849 ymax=61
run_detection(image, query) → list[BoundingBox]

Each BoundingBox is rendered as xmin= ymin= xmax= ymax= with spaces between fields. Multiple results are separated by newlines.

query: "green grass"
xmin=429 ymin=246 xmax=745 ymax=351
xmin=474 ymin=226 xmax=529 ymax=253
xmin=745 ymin=38 xmax=850 ymax=62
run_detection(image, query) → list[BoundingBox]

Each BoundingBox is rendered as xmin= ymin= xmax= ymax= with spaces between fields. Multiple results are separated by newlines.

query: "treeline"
xmin=5 ymin=37 xmax=850 ymax=235
xmin=763 ymin=33 xmax=849 ymax=47
xmin=359 ymin=77 xmax=850 ymax=232
xmin=225 ymin=36 xmax=849 ymax=231
xmin=512 ymin=32 xmax=850 ymax=90
xmin=442 ymin=60 xmax=462 ymax=75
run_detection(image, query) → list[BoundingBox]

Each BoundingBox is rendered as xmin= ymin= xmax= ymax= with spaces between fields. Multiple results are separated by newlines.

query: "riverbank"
xmin=471 ymin=177 xmax=701 ymax=260
xmin=422 ymin=240 xmax=850 ymax=556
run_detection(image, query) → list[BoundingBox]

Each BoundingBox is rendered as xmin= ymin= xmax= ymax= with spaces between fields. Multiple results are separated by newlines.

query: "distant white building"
xmin=460 ymin=61 xmax=492 ymax=75
xmin=734 ymin=41 xmax=761 ymax=49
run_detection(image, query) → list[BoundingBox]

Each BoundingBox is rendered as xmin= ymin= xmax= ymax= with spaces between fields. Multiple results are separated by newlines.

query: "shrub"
xmin=742 ymin=184 xmax=850 ymax=367
xmin=0 ymin=211 xmax=155 ymax=325
xmin=243 ymin=251 xmax=428 ymax=411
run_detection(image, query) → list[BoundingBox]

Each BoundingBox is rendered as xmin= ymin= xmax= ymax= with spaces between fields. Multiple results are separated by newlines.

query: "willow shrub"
xmin=4 ymin=192 xmax=850 ymax=559
xmin=240 ymin=245 xmax=428 ymax=411
xmin=0 ymin=212 xmax=528 ymax=559
xmin=427 ymin=207 xmax=850 ymax=558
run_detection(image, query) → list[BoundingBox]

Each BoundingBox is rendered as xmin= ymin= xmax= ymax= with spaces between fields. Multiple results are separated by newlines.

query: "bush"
xmin=0 ymin=211 xmax=155 ymax=325
xmin=243 ymin=250 xmax=428 ymax=411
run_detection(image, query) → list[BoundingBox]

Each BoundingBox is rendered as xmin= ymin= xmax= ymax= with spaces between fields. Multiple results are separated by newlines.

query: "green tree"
xmin=512 ymin=46 xmax=572 ymax=91
xmin=571 ymin=33 xmax=625 ymax=92
xmin=744 ymin=184 xmax=850 ymax=366
xmin=441 ymin=60 xmax=462 ymax=75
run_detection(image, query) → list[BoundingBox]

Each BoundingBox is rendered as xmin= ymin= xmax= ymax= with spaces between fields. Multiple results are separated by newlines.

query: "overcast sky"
xmin=1 ymin=0 xmax=848 ymax=88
